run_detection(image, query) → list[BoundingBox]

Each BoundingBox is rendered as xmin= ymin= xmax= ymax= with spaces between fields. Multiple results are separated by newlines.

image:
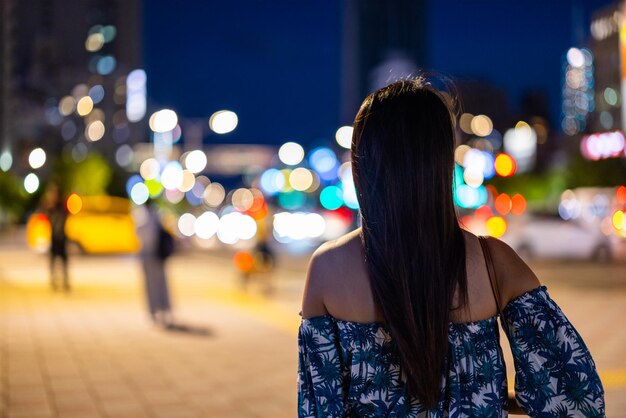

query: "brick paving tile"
xmin=100 ymin=399 xmax=147 ymax=416
xmin=6 ymin=401 xmax=54 ymax=416
xmin=7 ymin=412 xmax=54 ymax=418
xmin=55 ymin=413 xmax=102 ymax=418
xmin=151 ymin=405 xmax=201 ymax=418
xmin=140 ymin=388 xmax=184 ymax=405
xmin=92 ymin=384 xmax=134 ymax=401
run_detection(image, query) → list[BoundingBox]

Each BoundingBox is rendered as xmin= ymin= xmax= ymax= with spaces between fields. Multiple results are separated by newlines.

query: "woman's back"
xmin=302 ymin=228 xmax=518 ymax=325
xmin=298 ymin=228 xmax=605 ymax=416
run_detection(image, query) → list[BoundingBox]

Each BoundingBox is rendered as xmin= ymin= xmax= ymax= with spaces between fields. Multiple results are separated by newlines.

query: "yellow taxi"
xmin=27 ymin=195 xmax=140 ymax=254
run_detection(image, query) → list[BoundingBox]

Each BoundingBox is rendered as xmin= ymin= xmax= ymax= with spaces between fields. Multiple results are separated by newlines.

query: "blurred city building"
xmin=340 ymin=0 xmax=426 ymax=124
xmin=0 ymin=0 xmax=143 ymax=177
xmin=589 ymin=1 xmax=624 ymax=133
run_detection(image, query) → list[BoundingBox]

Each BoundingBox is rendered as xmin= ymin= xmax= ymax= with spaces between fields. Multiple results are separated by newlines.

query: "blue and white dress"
xmin=298 ymin=286 xmax=605 ymax=417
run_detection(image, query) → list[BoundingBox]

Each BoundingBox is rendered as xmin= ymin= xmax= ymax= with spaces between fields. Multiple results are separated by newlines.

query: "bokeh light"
xmin=320 ymin=186 xmax=343 ymax=210
xmin=459 ymin=113 xmax=474 ymax=134
xmin=494 ymin=193 xmax=512 ymax=215
xmin=454 ymin=184 xmax=488 ymax=209
xmin=85 ymin=33 xmax=104 ymax=52
xmin=278 ymin=190 xmax=306 ymax=210
xmin=0 ymin=151 xmax=12 ymax=172
xmin=339 ymin=163 xmax=359 ymax=209
xmin=567 ymin=47 xmax=585 ymax=68
xmin=185 ymin=150 xmax=207 ymax=174
xmin=494 ymin=153 xmax=516 ymax=177
xmin=309 ymin=147 xmax=338 ymax=175
xmin=58 ymin=96 xmax=76 ymax=115
xmin=115 ymin=145 xmax=134 ymax=167
xmin=161 ymin=161 xmax=183 ymax=190
xmin=233 ymin=251 xmax=254 ymax=272
xmin=209 ymin=110 xmax=238 ymax=134
xmin=178 ymin=170 xmax=196 ymax=192
xmin=232 ymin=188 xmax=254 ymax=211
xmin=96 ymin=55 xmax=116 ymax=75
xmin=454 ymin=145 xmax=471 ymax=166
xmin=126 ymin=69 xmax=147 ymax=122
xmin=130 ymin=182 xmax=149 ymax=205
xmin=195 ymin=211 xmax=220 ymax=239
xmin=149 ymin=109 xmax=178 ymax=133
xmin=165 ymin=188 xmax=185 ymax=204
xmin=178 ymin=213 xmax=196 ymax=237
xmin=140 ymin=158 xmax=160 ymax=180
xmin=463 ymin=167 xmax=483 ymax=188
xmin=273 ymin=211 xmax=326 ymax=241
xmin=191 ymin=176 xmax=210 ymax=199
xmin=278 ymin=142 xmax=304 ymax=166
xmin=580 ymin=131 xmax=625 ymax=160
xmin=604 ymin=87 xmax=618 ymax=106
xmin=101 ymin=25 xmax=117 ymax=42
xmin=203 ymin=183 xmax=226 ymax=207
xmin=145 ymin=179 xmax=163 ymax=198
xmin=558 ymin=190 xmax=582 ymax=220
xmin=216 ymin=212 xmax=248 ymax=244
xmin=24 ymin=173 xmax=39 ymax=194
xmin=86 ymin=120 xmax=105 ymax=141
xmin=613 ymin=210 xmax=624 ymax=230
xmin=289 ymin=167 xmax=314 ymax=191
xmin=470 ymin=115 xmax=493 ymax=137
xmin=617 ymin=186 xmax=626 ymax=205
xmin=76 ymin=96 xmax=94 ymax=116
xmin=28 ymin=148 xmax=46 ymax=169
xmin=88 ymin=85 xmax=105 ymax=104
xmin=511 ymin=194 xmax=527 ymax=215
xmin=66 ymin=194 xmax=82 ymax=215
xmin=335 ymin=126 xmax=353 ymax=149
xmin=486 ymin=216 xmax=507 ymax=238
xmin=125 ymin=175 xmax=143 ymax=197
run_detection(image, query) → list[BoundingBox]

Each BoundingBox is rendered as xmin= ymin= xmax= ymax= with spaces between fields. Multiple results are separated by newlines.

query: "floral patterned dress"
xmin=298 ymin=286 xmax=605 ymax=417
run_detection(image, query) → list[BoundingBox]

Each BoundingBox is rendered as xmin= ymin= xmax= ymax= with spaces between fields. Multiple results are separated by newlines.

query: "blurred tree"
xmin=106 ymin=167 xmax=130 ymax=198
xmin=50 ymin=153 xmax=113 ymax=197
xmin=565 ymin=150 xmax=626 ymax=189
xmin=0 ymin=171 xmax=30 ymax=226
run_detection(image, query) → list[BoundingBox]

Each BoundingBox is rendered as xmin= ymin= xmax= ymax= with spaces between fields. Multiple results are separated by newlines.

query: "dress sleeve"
xmin=298 ymin=317 xmax=347 ymax=418
xmin=502 ymin=286 xmax=605 ymax=417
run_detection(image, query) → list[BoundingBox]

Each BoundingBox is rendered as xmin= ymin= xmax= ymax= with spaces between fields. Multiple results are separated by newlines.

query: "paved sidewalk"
xmin=0 ymin=250 xmax=297 ymax=418
xmin=0 ymin=245 xmax=625 ymax=417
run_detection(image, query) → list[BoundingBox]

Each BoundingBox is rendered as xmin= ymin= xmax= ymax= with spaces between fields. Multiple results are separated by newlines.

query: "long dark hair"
xmin=351 ymin=77 xmax=467 ymax=408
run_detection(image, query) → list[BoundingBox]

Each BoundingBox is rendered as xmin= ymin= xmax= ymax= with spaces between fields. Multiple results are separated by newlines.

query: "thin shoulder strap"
xmin=478 ymin=236 xmax=520 ymax=412
xmin=477 ymin=236 xmax=503 ymax=316
xmin=477 ymin=235 xmax=512 ymax=338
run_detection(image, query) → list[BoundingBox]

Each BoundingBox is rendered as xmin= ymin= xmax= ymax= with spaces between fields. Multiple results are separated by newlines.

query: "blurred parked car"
xmin=503 ymin=214 xmax=613 ymax=262
xmin=27 ymin=195 xmax=140 ymax=254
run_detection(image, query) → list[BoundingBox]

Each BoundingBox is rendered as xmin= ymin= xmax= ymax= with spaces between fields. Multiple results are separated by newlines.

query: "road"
xmin=0 ymin=239 xmax=625 ymax=417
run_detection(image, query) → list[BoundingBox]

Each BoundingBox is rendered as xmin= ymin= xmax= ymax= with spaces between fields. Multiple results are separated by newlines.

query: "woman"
xmin=135 ymin=200 xmax=174 ymax=327
xmin=298 ymin=78 xmax=605 ymax=417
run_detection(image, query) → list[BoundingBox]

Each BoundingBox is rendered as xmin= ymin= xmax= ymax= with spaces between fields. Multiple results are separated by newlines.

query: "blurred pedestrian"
xmin=43 ymin=182 xmax=70 ymax=292
xmin=135 ymin=200 xmax=174 ymax=327
xmin=298 ymin=77 xmax=604 ymax=416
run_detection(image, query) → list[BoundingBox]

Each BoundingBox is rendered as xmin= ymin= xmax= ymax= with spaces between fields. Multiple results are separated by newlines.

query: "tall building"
xmin=340 ymin=0 xmax=426 ymax=124
xmin=589 ymin=1 xmax=623 ymax=133
xmin=0 ymin=0 xmax=143 ymax=176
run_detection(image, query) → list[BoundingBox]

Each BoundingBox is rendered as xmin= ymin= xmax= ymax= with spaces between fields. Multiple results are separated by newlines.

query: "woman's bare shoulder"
xmin=482 ymin=235 xmax=542 ymax=307
xmin=300 ymin=228 xmax=366 ymax=319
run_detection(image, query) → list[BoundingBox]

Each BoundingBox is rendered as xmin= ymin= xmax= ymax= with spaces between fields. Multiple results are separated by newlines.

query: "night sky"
xmin=144 ymin=0 xmax=615 ymax=146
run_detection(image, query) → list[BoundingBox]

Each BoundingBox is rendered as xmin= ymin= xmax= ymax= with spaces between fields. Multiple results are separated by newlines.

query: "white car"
xmin=503 ymin=215 xmax=613 ymax=262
